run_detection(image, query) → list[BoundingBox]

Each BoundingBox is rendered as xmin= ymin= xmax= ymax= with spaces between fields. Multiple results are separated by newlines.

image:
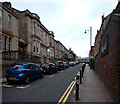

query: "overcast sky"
xmin=2 ymin=0 xmax=118 ymax=57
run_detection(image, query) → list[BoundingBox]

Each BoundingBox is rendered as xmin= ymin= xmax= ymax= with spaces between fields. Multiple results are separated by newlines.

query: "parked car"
xmin=69 ymin=61 xmax=75 ymax=66
xmin=6 ymin=63 xmax=43 ymax=84
xmin=63 ymin=62 xmax=69 ymax=68
xmin=40 ymin=63 xmax=57 ymax=74
xmin=76 ymin=61 xmax=80 ymax=65
xmin=54 ymin=61 xmax=65 ymax=70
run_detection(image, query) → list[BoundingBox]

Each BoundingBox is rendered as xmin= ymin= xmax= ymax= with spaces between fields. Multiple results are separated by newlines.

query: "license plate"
xmin=9 ymin=77 xmax=16 ymax=80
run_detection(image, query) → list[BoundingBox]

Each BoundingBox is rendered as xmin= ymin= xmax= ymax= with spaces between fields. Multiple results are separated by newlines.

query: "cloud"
xmin=51 ymin=0 xmax=90 ymax=26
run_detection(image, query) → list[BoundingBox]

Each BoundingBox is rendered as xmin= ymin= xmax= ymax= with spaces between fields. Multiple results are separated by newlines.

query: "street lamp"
xmin=84 ymin=26 xmax=92 ymax=49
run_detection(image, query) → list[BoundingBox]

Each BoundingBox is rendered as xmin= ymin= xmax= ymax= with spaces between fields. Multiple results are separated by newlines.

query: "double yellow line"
xmin=0 ymin=83 xmax=8 ymax=87
xmin=57 ymin=80 xmax=76 ymax=104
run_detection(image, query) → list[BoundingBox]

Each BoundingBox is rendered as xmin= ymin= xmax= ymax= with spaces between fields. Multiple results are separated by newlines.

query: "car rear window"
xmin=41 ymin=64 xmax=49 ymax=67
xmin=10 ymin=65 xmax=23 ymax=69
xmin=59 ymin=62 xmax=63 ymax=64
xmin=54 ymin=62 xmax=59 ymax=65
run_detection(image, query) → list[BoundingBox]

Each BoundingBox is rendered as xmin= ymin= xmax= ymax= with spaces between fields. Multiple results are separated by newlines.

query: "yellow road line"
xmin=77 ymin=71 xmax=80 ymax=75
xmin=62 ymin=81 xmax=76 ymax=103
xmin=57 ymin=81 xmax=74 ymax=104
xmin=0 ymin=84 xmax=3 ymax=87
xmin=0 ymin=83 xmax=8 ymax=87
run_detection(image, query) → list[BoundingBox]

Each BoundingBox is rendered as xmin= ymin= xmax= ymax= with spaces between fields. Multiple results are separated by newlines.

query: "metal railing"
xmin=2 ymin=51 xmax=41 ymax=63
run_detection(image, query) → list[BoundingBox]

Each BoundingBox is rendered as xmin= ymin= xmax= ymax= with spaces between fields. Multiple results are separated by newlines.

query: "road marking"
xmin=74 ymin=90 xmax=76 ymax=94
xmin=0 ymin=83 xmax=8 ymax=87
xmin=57 ymin=81 xmax=74 ymax=104
xmin=49 ymin=75 xmax=54 ymax=77
xmin=16 ymin=85 xmax=30 ymax=89
xmin=62 ymin=81 xmax=76 ymax=103
xmin=77 ymin=71 xmax=80 ymax=75
xmin=3 ymin=84 xmax=12 ymax=88
xmin=57 ymin=70 xmax=81 ymax=104
xmin=60 ymin=71 xmax=63 ymax=73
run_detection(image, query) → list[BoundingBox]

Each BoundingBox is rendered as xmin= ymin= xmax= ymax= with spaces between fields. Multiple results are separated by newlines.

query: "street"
xmin=2 ymin=64 xmax=82 ymax=103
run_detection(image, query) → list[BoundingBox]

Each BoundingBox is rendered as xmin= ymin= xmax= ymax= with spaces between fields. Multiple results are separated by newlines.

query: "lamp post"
xmin=84 ymin=26 xmax=92 ymax=49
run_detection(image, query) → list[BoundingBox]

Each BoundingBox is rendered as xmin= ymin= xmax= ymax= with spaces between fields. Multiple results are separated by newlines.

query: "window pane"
xmin=37 ymin=24 xmax=39 ymax=36
xmin=45 ymin=35 xmax=47 ymax=44
xmin=41 ymin=49 xmax=43 ymax=55
xmin=50 ymin=37 xmax=52 ymax=45
xmin=8 ymin=15 xmax=11 ymax=30
xmin=41 ymin=31 xmax=42 ymax=40
xmin=10 ymin=65 xmax=23 ymax=69
xmin=33 ymin=40 xmax=36 ymax=52
xmin=9 ymin=38 xmax=11 ymax=51
xmin=5 ymin=36 xmax=7 ymax=51
xmin=33 ymin=23 xmax=35 ymax=35
xmin=37 ymin=41 xmax=39 ymax=53
xmin=46 ymin=48 xmax=48 ymax=57
xmin=28 ymin=64 xmax=34 ymax=69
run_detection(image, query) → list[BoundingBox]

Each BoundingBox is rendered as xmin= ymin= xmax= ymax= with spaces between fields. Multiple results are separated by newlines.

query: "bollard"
xmin=75 ymin=75 xmax=79 ymax=101
xmin=82 ymin=67 xmax=84 ymax=77
xmin=80 ymin=70 xmax=82 ymax=84
xmin=82 ymin=64 xmax=85 ymax=77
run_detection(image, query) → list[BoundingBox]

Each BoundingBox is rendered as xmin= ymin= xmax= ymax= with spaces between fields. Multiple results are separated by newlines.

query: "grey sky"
xmin=2 ymin=0 xmax=118 ymax=57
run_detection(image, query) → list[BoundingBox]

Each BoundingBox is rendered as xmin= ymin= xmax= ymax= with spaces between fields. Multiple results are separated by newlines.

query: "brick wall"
xmin=95 ymin=11 xmax=120 ymax=102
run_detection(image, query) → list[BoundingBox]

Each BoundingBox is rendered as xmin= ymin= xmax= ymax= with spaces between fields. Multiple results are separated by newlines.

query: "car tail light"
xmin=20 ymin=70 xmax=26 ymax=73
xmin=57 ymin=65 xmax=60 ymax=67
xmin=46 ymin=67 xmax=50 ymax=69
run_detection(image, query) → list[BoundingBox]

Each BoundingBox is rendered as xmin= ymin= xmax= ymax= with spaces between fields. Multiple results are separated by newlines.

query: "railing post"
xmin=82 ymin=64 xmax=85 ymax=77
xmin=75 ymin=75 xmax=79 ymax=101
xmin=80 ymin=70 xmax=82 ymax=84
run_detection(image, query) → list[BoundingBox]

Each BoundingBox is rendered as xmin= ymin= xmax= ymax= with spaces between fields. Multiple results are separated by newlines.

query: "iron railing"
xmin=2 ymin=51 xmax=41 ymax=63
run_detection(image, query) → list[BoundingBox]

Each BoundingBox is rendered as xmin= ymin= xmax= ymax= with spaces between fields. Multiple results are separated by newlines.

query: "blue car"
xmin=6 ymin=63 xmax=43 ymax=84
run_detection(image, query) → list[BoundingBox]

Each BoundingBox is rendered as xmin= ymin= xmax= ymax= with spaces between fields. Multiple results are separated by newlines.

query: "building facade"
xmin=95 ymin=2 xmax=120 ymax=102
xmin=54 ymin=40 xmax=59 ymax=61
xmin=1 ymin=2 xmax=19 ymax=76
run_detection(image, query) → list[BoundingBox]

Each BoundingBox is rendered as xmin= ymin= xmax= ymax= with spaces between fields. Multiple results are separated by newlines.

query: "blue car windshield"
xmin=10 ymin=65 xmax=23 ymax=69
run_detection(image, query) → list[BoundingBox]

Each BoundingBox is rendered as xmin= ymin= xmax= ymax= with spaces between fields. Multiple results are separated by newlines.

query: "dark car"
xmin=40 ymin=63 xmax=57 ymax=74
xmin=6 ymin=63 xmax=43 ymax=84
xmin=54 ymin=61 xmax=65 ymax=71
xmin=63 ymin=62 xmax=69 ymax=68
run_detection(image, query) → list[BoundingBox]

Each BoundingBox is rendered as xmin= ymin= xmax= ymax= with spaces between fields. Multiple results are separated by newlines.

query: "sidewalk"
xmin=76 ymin=64 xmax=113 ymax=102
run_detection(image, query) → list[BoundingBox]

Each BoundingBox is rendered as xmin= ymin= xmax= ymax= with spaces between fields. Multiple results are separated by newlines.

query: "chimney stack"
xmin=2 ymin=2 xmax=11 ymax=8
xmin=102 ymin=15 xmax=104 ymax=21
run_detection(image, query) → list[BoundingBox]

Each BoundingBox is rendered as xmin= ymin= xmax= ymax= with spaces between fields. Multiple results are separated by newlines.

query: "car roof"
xmin=49 ymin=63 xmax=54 ymax=64
xmin=11 ymin=62 xmax=35 ymax=65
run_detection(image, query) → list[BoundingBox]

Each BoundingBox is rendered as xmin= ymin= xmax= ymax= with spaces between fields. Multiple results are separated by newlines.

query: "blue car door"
xmin=33 ymin=64 xmax=40 ymax=78
xmin=27 ymin=64 xmax=36 ymax=79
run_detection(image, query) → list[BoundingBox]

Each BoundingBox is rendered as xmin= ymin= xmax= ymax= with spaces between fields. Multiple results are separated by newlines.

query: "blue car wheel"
xmin=24 ymin=76 xmax=30 ymax=84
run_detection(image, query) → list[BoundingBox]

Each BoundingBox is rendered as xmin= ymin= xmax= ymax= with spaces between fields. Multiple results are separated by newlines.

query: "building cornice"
xmin=1 ymin=2 xmax=18 ymax=19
